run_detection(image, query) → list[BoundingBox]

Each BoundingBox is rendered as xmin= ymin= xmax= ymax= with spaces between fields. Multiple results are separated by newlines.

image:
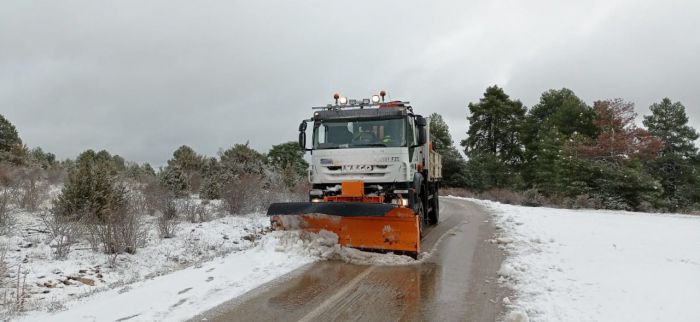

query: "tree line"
xmin=1 ymin=113 xmax=309 ymax=257
xmin=431 ymin=86 xmax=699 ymax=212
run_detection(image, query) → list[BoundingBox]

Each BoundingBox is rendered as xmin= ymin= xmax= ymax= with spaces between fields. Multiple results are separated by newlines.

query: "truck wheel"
xmin=428 ymin=187 xmax=440 ymax=225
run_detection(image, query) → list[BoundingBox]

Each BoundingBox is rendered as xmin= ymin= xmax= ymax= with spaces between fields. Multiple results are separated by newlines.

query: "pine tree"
xmin=160 ymin=164 xmax=189 ymax=197
xmin=0 ymin=114 xmax=22 ymax=155
xmin=168 ymin=145 xmax=204 ymax=173
xmin=267 ymin=141 xmax=309 ymax=185
xmin=521 ymin=88 xmax=597 ymax=189
xmin=428 ymin=113 xmax=453 ymax=153
xmin=52 ymin=149 xmax=125 ymax=222
xmin=429 ymin=113 xmax=469 ymax=187
xmin=642 ymin=98 xmax=700 ymax=210
xmin=461 ymin=86 xmax=525 ymax=188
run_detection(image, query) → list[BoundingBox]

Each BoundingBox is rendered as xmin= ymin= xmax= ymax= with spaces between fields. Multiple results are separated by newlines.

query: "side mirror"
xmin=417 ymin=127 xmax=427 ymax=145
xmin=415 ymin=115 xmax=427 ymax=127
xmin=299 ymin=132 xmax=307 ymax=151
xmin=415 ymin=116 xmax=427 ymax=145
xmin=299 ymin=120 xmax=309 ymax=152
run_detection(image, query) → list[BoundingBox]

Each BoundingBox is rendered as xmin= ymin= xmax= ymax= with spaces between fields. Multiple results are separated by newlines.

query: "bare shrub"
xmin=179 ymin=198 xmax=207 ymax=223
xmin=142 ymin=179 xmax=171 ymax=215
xmin=83 ymin=187 xmax=147 ymax=255
xmin=521 ymin=188 xmax=545 ymax=207
xmin=481 ymin=188 xmax=524 ymax=205
xmin=1 ymin=261 xmax=28 ymax=316
xmin=222 ymin=174 xmax=263 ymax=214
xmin=46 ymin=166 xmax=67 ymax=185
xmin=573 ymin=194 xmax=601 ymax=209
xmin=0 ymin=188 xmax=12 ymax=235
xmin=0 ymin=247 xmax=6 ymax=288
xmin=17 ymin=167 xmax=49 ymax=211
xmin=157 ymin=198 xmax=178 ymax=239
xmin=40 ymin=211 xmax=80 ymax=259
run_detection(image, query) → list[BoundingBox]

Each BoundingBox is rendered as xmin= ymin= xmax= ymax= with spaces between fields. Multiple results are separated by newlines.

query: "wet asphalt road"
xmin=191 ymin=198 xmax=506 ymax=322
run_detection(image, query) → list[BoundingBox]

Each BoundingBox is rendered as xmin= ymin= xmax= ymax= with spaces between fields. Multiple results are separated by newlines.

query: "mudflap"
xmin=268 ymin=202 xmax=420 ymax=258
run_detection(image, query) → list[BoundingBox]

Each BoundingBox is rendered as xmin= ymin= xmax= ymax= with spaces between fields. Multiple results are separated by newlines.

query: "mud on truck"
xmin=267 ymin=91 xmax=442 ymax=258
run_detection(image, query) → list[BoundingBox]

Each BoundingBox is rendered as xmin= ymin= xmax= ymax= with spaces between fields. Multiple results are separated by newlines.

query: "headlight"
xmin=391 ymin=198 xmax=408 ymax=207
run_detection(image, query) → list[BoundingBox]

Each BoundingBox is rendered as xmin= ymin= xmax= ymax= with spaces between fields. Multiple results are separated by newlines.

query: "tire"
xmin=428 ymin=185 xmax=440 ymax=225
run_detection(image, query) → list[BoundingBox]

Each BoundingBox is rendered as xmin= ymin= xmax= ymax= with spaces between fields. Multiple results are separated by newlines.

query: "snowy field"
xmin=457 ymin=197 xmax=700 ymax=322
xmin=2 ymin=202 xmax=416 ymax=321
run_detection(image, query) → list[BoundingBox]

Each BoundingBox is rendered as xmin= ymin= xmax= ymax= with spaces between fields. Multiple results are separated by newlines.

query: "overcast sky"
xmin=1 ymin=0 xmax=699 ymax=165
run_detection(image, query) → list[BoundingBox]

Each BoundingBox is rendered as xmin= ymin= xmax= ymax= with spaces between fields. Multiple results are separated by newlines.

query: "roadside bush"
xmin=159 ymin=164 xmax=189 ymax=197
xmin=52 ymin=150 xmax=118 ymax=222
xmin=14 ymin=167 xmax=49 ymax=211
xmin=521 ymin=188 xmax=545 ymax=207
xmin=40 ymin=211 xmax=80 ymax=259
xmin=0 ymin=188 xmax=11 ymax=234
xmin=83 ymin=186 xmax=146 ymax=254
xmin=221 ymin=174 xmax=259 ymax=214
xmin=142 ymin=178 xmax=171 ymax=216
xmin=156 ymin=197 xmax=178 ymax=239
xmin=481 ymin=188 xmax=524 ymax=205
xmin=53 ymin=150 xmax=147 ymax=254
xmin=179 ymin=198 xmax=208 ymax=223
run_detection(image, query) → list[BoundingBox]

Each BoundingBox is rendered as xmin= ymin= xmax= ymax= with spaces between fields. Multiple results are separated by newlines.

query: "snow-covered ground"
xmin=2 ymin=197 xmax=418 ymax=321
xmin=457 ymin=197 xmax=700 ymax=322
xmin=16 ymin=229 xmax=317 ymax=322
xmin=1 ymin=204 xmax=288 ymax=320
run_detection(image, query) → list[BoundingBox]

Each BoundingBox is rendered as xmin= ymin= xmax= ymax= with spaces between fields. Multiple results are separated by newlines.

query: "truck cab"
xmin=298 ymin=95 xmax=442 ymax=226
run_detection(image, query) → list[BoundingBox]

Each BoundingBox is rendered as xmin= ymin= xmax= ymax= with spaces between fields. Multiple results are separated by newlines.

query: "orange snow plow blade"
xmin=268 ymin=202 xmax=420 ymax=257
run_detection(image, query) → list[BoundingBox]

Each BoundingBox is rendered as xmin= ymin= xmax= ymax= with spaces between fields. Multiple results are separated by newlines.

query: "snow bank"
xmin=18 ymin=229 xmax=316 ymax=322
xmin=455 ymin=197 xmax=700 ymax=322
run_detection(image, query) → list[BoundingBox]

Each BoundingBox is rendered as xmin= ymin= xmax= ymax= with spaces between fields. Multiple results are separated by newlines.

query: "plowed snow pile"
xmin=455 ymin=197 xmax=700 ymax=322
xmin=274 ymin=229 xmax=416 ymax=266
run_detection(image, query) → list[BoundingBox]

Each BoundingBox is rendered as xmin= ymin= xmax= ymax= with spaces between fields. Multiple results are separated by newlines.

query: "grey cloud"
xmin=1 ymin=0 xmax=698 ymax=165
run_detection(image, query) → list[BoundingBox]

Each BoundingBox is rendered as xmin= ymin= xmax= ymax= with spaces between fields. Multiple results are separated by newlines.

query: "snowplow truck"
xmin=267 ymin=92 xmax=442 ymax=258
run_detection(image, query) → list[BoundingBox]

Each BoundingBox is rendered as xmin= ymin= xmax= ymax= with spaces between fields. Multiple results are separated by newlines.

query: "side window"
xmin=315 ymin=124 xmax=327 ymax=147
xmin=406 ymin=118 xmax=416 ymax=146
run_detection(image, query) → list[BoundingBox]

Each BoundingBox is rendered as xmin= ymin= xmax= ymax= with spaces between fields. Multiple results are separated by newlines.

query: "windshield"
xmin=313 ymin=118 xmax=407 ymax=149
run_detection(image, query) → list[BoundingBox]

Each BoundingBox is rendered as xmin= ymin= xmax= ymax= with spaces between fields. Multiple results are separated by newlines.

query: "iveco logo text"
xmin=341 ymin=165 xmax=374 ymax=172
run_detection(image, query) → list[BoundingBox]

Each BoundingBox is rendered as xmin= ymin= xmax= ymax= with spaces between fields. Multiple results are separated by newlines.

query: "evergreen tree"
xmin=461 ymin=86 xmax=525 ymax=188
xmin=168 ymin=145 xmax=204 ymax=173
xmin=166 ymin=145 xmax=204 ymax=192
xmin=0 ymin=114 xmax=22 ymax=156
xmin=642 ymin=98 xmax=700 ymax=210
xmin=199 ymin=157 xmax=222 ymax=199
xmin=267 ymin=141 xmax=309 ymax=180
xmin=219 ymin=142 xmax=267 ymax=176
xmin=52 ymin=149 xmax=125 ymax=222
xmin=429 ymin=113 xmax=469 ymax=187
xmin=160 ymin=164 xmax=189 ymax=197
xmin=29 ymin=147 xmax=57 ymax=169
xmin=521 ymin=88 xmax=597 ymax=189
xmin=142 ymin=163 xmax=156 ymax=177
xmin=428 ymin=113 xmax=453 ymax=153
